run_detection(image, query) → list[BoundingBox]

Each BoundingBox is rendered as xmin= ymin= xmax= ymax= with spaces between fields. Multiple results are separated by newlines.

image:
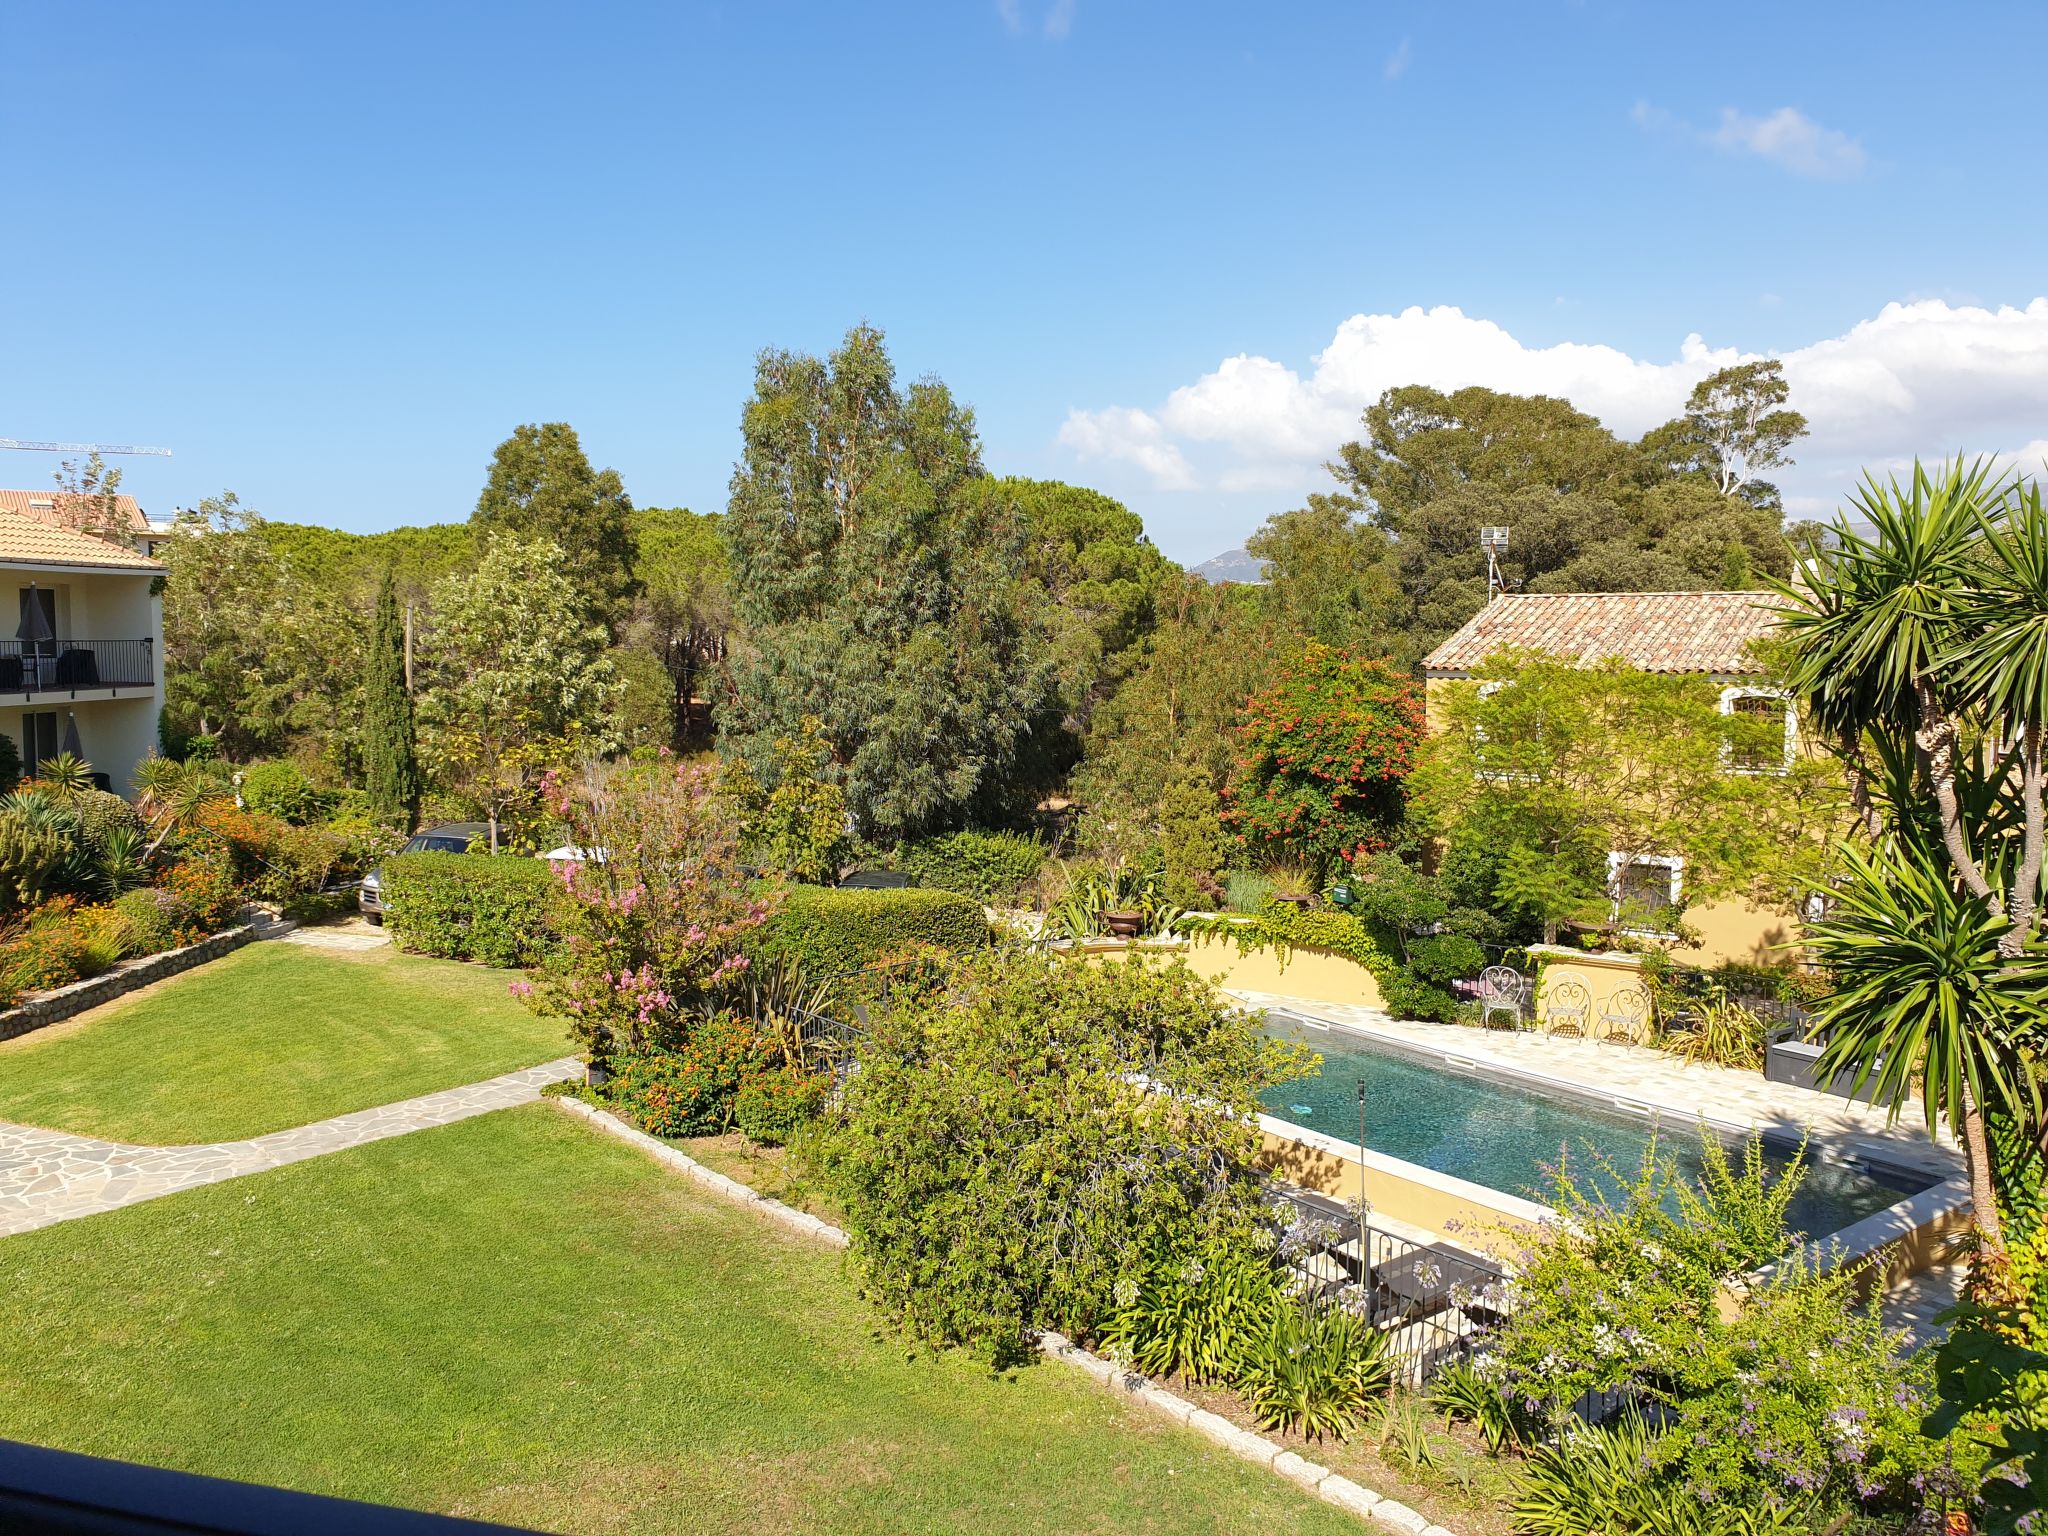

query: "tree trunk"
xmin=1959 ymin=1089 xmax=2013 ymax=1292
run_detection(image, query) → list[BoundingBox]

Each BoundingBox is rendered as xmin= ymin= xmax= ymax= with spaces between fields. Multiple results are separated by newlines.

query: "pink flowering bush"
xmin=539 ymin=757 xmax=779 ymax=1066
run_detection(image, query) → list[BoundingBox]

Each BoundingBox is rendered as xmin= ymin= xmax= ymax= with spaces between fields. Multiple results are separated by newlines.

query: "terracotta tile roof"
xmin=0 ymin=508 xmax=163 ymax=571
xmin=0 ymin=488 xmax=148 ymax=533
xmin=1421 ymin=591 xmax=1781 ymax=676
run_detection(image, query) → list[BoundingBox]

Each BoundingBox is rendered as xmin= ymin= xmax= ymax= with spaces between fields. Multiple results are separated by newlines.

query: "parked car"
xmin=358 ymin=822 xmax=489 ymax=923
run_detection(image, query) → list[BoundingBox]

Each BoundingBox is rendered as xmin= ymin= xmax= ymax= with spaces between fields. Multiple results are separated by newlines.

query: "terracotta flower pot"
xmin=1103 ymin=910 xmax=1144 ymax=940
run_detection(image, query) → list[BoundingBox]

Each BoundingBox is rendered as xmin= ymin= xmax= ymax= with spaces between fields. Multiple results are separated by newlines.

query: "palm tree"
xmin=1773 ymin=458 xmax=2048 ymax=1281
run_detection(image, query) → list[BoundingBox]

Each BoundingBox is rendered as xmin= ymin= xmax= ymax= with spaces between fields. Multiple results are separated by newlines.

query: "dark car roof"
xmin=419 ymin=822 xmax=489 ymax=838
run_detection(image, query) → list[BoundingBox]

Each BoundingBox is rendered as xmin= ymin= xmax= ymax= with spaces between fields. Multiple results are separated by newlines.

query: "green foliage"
xmin=188 ymin=800 xmax=339 ymax=905
xmin=0 ymin=897 xmax=127 ymax=999
xmin=1222 ymin=869 xmax=1274 ymax=913
xmin=1411 ymin=650 xmax=1842 ymax=945
xmin=1923 ymin=1307 xmax=2048 ymax=1535
xmin=1238 ymin=1300 xmax=1393 ymax=1440
xmin=1428 ymin=1358 xmax=1523 ymax=1453
xmin=0 ymin=732 xmax=19 ymax=794
xmin=759 ymin=884 xmax=988 ymax=976
xmin=382 ymin=851 xmax=557 ymax=968
xmin=1157 ymin=768 xmax=1229 ymax=909
xmin=626 ymin=505 xmax=729 ymax=749
xmin=1510 ymin=1413 xmax=1823 ymax=1536
xmin=807 ymin=951 xmax=1314 ymax=1363
xmin=894 ymin=828 xmax=1046 ymax=903
xmin=733 ymin=1065 xmax=826 ymax=1146
xmin=1103 ymin=1229 xmax=1286 ymax=1384
xmin=471 ymin=421 xmax=639 ymax=632
xmin=1181 ymin=900 xmax=1400 ymax=1009
xmin=722 ymin=325 xmax=1057 ymax=839
xmin=111 ymin=886 xmax=197 ymax=955
xmin=723 ymin=714 xmax=848 ymax=884
xmin=363 ymin=570 xmax=422 ymax=829
xmin=609 ymin=644 xmax=677 ymax=753
xmin=1659 ymin=989 xmax=1767 ymax=1070
xmin=238 ymin=760 xmax=336 ymax=825
xmin=1482 ymin=1135 xmax=1956 ymax=1522
xmin=0 ymin=792 xmax=81 ymax=910
xmin=606 ymin=1015 xmax=774 ymax=1138
xmin=1246 ymin=499 xmax=1407 ymax=660
xmin=1222 ymin=644 xmax=1422 ymax=874
xmin=418 ymin=532 xmax=621 ymax=850
xmin=1075 ymin=576 xmax=1290 ymax=835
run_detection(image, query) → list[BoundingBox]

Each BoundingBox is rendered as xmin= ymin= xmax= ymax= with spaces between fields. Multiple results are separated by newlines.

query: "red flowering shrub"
xmin=607 ymin=1014 xmax=775 ymax=1138
xmin=1221 ymin=645 xmax=1422 ymax=874
xmin=161 ymin=845 xmax=242 ymax=936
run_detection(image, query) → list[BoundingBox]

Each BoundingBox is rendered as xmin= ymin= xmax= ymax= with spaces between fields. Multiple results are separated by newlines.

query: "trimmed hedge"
xmin=895 ymin=830 xmax=1045 ymax=903
xmin=382 ymin=851 xmax=557 ymax=968
xmin=759 ymin=884 xmax=990 ymax=976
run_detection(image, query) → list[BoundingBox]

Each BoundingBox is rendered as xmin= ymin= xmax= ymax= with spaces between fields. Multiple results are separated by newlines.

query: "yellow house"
xmin=1420 ymin=591 xmax=1803 ymax=968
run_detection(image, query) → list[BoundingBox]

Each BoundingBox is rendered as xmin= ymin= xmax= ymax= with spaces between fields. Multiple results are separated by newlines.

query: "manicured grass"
xmin=0 ymin=1105 xmax=1361 ymax=1535
xmin=0 ymin=941 xmax=568 ymax=1144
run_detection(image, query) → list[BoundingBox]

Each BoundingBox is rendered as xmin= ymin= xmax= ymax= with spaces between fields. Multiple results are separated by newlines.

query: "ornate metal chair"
xmin=1475 ymin=965 xmax=1529 ymax=1031
xmin=1543 ymin=978 xmax=1591 ymax=1040
xmin=1597 ymin=985 xmax=1652 ymax=1047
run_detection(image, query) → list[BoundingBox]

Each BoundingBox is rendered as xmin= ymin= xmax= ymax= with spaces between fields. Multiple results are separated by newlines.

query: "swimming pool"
xmin=1257 ymin=1011 xmax=1933 ymax=1240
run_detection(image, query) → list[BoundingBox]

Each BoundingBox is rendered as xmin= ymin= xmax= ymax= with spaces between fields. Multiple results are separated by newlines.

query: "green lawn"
xmin=0 ymin=1104 xmax=1359 ymax=1535
xmin=0 ymin=941 xmax=568 ymax=1144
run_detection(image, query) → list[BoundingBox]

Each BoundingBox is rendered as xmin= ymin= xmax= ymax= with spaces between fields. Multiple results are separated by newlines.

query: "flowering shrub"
xmin=187 ymin=799 xmax=339 ymax=904
xmin=1482 ymin=1136 xmax=1968 ymax=1524
xmin=0 ymin=896 xmax=133 ymax=1002
xmin=1222 ymin=644 xmax=1422 ymax=874
xmin=607 ymin=1014 xmax=774 ymax=1138
xmin=112 ymin=887 xmax=197 ymax=955
xmin=160 ymin=845 xmax=242 ymax=935
xmin=541 ymin=758 xmax=775 ymax=1066
xmin=733 ymin=1066 xmax=825 ymax=1146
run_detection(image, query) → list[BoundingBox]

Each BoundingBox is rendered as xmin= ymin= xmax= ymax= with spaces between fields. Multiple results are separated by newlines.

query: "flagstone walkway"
xmin=0 ymin=1056 xmax=580 ymax=1238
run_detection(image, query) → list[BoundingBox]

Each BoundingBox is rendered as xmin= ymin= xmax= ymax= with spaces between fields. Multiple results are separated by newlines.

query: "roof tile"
xmin=0 ymin=509 xmax=164 ymax=571
xmin=1421 ymin=591 xmax=1779 ymax=676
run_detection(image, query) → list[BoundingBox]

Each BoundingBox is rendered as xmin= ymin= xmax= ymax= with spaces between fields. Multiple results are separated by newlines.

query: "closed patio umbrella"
xmin=60 ymin=712 xmax=81 ymax=760
xmin=15 ymin=584 xmax=52 ymax=649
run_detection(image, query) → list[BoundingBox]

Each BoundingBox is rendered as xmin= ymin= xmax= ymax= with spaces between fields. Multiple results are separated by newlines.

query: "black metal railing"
xmin=0 ymin=638 xmax=154 ymax=693
xmin=1269 ymin=1184 xmax=1511 ymax=1387
xmin=0 ymin=1436 xmax=531 ymax=1535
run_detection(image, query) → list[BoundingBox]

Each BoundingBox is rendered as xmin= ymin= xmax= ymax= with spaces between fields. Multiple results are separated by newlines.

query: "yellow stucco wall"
xmin=1075 ymin=930 xmax=1385 ymax=1011
xmin=1257 ymin=1127 xmax=1533 ymax=1259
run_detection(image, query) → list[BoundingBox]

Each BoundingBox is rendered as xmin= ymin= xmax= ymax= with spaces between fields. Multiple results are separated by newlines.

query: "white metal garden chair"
xmin=1476 ymin=965 xmax=1529 ymax=1031
xmin=1543 ymin=979 xmax=1591 ymax=1040
xmin=1597 ymin=985 xmax=1651 ymax=1048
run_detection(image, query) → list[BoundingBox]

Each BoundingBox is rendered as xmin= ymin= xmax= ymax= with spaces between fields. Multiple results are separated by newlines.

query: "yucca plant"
xmin=32 ymin=751 xmax=96 ymax=794
xmin=1771 ymin=457 xmax=2048 ymax=1273
xmin=1661 ymin=989 xmax=1765 ymax=1070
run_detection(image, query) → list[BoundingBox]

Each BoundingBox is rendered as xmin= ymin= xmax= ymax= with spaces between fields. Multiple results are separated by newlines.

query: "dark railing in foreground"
xmin=1269 ymin=1184 xmax=1511 ymax=1388
xmin=0 ymin=638 xmax=154 ymax=693
xmin=0 ymin=1437 xmax=532 ymax=1536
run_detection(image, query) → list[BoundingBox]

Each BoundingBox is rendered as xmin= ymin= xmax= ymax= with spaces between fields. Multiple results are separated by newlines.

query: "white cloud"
xmin=997 ymin=0 xmax=1073 ymax=40
xmin=1382 ymin=37 xmax=1411 ymax=81
xmin=1634 ymin=100 xmax=1865 ymax=181
xmin=1057 ymin=299 xmax=2048 ymax=523
xmin=1710 ymin=106 xmax=1865 ymax=180
xmin=1056 ymin=405 xmax=1194 ymax=491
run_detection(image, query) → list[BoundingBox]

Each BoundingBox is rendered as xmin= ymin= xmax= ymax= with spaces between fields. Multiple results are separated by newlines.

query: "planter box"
xmin=1765 ymin=1037 xmax=1880 ymax=1103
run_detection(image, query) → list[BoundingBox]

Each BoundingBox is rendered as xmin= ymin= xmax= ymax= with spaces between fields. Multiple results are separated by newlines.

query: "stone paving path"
xmin=280 ymin=922 xmax=392 ymax=952
xmin=0 ymin=1056 xmax=580 ymax=1238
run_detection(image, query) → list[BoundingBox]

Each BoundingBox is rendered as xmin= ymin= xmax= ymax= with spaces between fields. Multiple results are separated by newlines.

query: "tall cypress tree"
xmin=364 ymin=570 xmax=421 ymax=829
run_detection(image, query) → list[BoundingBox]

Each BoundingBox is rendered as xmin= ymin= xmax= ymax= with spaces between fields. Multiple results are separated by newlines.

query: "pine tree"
xmin=364 ymin=570 xmax=421 ymax=830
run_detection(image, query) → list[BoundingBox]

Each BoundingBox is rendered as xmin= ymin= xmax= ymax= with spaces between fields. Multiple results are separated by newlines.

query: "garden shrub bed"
xmin=382 ymin=851 xmax=557 ymax=967
xmin=758 ymin=883 xmax=990 ymax=975
xmin=893 ymin=829 xmax=1046 ymax=902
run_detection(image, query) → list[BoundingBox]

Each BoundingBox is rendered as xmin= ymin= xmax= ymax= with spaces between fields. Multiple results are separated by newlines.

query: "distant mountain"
xmin=1191 ymin=546 xmax=1265 ymax=585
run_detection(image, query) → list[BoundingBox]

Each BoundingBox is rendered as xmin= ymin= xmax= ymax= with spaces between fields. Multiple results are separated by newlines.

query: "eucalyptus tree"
xmin=1777 ymin=458 xmax=2048 ymax=1275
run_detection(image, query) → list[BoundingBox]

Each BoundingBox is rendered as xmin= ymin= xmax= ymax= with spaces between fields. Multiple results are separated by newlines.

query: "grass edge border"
xmin=545 ymin=1096 xmax=1456 ymax=1536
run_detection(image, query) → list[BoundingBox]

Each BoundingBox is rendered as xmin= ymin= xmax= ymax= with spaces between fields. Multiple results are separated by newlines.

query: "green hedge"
xmin=895 ymin=829 xmax=1045 ymax=902
xmin=759 ymin=884 xmax=990 ymax=976
xmin=382 ymin=851 xmax=557 ymax=968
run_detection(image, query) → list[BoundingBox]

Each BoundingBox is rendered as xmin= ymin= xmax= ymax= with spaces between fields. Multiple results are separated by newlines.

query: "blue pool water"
xmin=1258 ymin=1013 xmax=1930 ymax=1239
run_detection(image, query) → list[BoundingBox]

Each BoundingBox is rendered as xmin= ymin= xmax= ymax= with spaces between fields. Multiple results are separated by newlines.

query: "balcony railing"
xmin=0 ymin=638 xmax=154 ymax=694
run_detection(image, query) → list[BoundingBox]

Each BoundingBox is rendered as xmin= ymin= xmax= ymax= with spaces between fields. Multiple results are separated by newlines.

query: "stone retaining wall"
xmin=0 ymin=920 xmax=272 ymax=1043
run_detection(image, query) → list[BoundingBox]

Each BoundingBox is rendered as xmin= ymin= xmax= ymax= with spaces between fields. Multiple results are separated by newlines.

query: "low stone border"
xmin=0 ymin=917 xmax=282 ymax=1043
xmin=550 ymin=1095 xmax=1457 ymax=1536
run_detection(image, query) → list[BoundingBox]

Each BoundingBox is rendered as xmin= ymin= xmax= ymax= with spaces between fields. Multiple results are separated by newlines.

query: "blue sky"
xmin=5 ymin=1 xmax=2046 ymax=563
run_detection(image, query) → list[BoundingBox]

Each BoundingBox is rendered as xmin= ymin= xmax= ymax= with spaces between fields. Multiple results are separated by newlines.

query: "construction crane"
xmin=0 ymin=440 xmax=171 ymax=457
